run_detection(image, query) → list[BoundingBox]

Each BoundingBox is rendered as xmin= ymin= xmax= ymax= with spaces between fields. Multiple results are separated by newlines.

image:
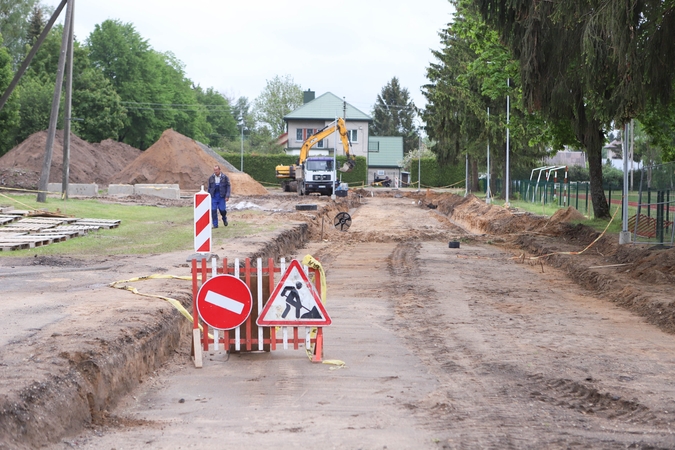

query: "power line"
xmin=119 ymin=101 xmax=233 ymax=111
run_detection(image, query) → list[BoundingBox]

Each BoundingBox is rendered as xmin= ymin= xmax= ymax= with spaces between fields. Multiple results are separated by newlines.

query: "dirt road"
xmin=42 ymin=195 xmax=675 ymax=449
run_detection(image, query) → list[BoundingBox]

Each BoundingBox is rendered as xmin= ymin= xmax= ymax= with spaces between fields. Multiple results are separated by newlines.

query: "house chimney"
xmin=303 ymin=89 xmax=315 ymax=104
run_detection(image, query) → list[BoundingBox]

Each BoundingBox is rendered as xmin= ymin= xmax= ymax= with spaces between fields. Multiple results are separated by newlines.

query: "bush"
xmin=218 ymin=153 xmax=368 ymax=186
xmin=410 ymin=158 xmax=465 ymax=187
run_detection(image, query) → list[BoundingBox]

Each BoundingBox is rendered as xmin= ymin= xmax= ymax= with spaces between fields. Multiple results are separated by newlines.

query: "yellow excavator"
xmin=276 ymin=118 xmax=356 ymax=195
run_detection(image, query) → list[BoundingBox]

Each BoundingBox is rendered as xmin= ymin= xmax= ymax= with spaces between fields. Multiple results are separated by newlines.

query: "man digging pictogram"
xmin=281 ymin=282 xmax=321 ymax=319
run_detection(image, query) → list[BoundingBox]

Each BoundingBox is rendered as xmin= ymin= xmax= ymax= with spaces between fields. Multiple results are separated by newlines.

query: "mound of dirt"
xmin=0 ymin=130 xmax=141 ymax=189
xmin=111 ymin=129 xmax=267 ymax=195
xmin=550 ymin=206 xmax=587 ymax=223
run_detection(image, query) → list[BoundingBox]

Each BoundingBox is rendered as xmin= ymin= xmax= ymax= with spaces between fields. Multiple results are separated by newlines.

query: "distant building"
xmin=368 ymin=136 xmax=404 ymax=186
xmin=282 ymin=90 xmax=372 ymax=159
xmin=545 ymin=150 xmax=586 ymax=167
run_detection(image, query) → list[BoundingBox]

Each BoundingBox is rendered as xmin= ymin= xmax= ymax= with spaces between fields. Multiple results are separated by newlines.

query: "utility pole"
xmin=0 ymin=0 xmax=67 ymax=114
xmin=38 ymin=0 xmax=73 ymax=203
xmin=62 ymin=0 xmax=75 ymax=200
xmin=505 ymin=78 xmax=510 ymax=207
xmin=486 ymin=107 xmax=491 ymax=204
xmin=239 ymin=117 xmax=244 ymax=172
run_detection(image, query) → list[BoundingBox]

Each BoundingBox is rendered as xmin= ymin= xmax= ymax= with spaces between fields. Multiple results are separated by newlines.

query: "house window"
xmin=296 ymin=129 xmax=303 ymax=142
xmin=317 ymin=139 xmax=324 ymax=148
xmin=369 ymin=141 xmax=379 ymax=152
xmin=348 ymin=130 xmax=358 ymax=143
xmin=305 ymin=128 xmax=315 ymax=140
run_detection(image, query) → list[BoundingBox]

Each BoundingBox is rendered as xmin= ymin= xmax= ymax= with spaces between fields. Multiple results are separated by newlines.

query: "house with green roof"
xmin=368 ymin=136 xmax=406 ymax=186
xmin=282 ymin=91 xmax=372 ymax=159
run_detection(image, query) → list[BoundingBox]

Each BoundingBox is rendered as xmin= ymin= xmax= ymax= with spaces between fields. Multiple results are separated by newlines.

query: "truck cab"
xmin=297 ymin=157 xmax=336 ymax=196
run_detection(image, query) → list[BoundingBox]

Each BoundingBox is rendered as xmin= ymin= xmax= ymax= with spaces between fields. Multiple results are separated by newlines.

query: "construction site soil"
xmin=0 ymin=129 xmax=266 ymax=195
xmin=0 ymin=188 xmax=674 ymax=448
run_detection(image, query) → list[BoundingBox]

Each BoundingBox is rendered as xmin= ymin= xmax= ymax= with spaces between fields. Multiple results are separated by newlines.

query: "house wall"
xmin=367 ymin=167 xmax=402 ymax=186
xmin=285 ymin=119 xmax=369 ymax=158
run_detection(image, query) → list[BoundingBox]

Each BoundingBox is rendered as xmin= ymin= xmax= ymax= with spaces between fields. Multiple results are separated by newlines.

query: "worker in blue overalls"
xmin=207 ymin=165 xmax=231 ymax=228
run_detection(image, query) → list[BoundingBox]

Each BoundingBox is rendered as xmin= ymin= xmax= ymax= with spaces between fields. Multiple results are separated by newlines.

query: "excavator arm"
xmin=276 ymin=118 xmax=356 ymax=180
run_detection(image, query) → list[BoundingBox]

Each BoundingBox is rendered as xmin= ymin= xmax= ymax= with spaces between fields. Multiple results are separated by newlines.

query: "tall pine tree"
xmin=371 ymin=77 xmax=419 ymax=154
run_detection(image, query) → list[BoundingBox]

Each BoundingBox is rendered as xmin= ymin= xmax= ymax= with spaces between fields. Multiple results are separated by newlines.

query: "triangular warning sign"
xmin=257 ymin=260 xmax=331 ymax=326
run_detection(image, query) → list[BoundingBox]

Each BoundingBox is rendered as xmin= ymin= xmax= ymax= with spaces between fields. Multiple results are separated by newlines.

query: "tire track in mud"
xmin=386 ymin=240 xmax=675 ymax=449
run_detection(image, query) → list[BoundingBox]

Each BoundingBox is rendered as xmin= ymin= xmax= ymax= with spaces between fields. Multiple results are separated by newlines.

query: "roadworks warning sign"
xmin=257 ymin=259 xmax=331 ymax=326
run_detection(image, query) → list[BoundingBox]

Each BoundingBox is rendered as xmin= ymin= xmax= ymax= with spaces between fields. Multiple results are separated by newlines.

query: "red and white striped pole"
xmin=194 ymin=186 xmax=211 ymax=253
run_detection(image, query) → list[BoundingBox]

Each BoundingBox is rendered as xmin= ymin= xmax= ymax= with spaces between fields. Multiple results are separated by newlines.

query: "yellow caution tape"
xmin=109 ymin=274 xmax=209 ymax=336
xmin=0 ymin=186 xmax=51 ymax=194
xmin=512 ymin=199 xmax=621 ymax=261
xmin=301 ymin=254 xmax=326 ymax=303
xmin=323 ymin=359 xmax=346 ymax=369
xmin=301 ymin=254 xmax=335 ymax=362
xmin=0 ymin=191 xmax=46 ymax=211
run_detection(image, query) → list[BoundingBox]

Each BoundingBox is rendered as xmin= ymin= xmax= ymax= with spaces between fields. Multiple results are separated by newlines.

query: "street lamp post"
xmin=418 ymin=135 xmax=421 ymax=193
xmin=486 ymin=107 xmax=491 ymax=204
xmin=505 ymin=78 xmax=511 ymax=207
xmin=239 ymin=118 xmax=244 ymax=172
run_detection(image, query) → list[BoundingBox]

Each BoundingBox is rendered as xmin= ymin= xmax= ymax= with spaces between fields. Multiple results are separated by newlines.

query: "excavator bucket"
xmin=338 ymin=158 xmax=356 ymax=173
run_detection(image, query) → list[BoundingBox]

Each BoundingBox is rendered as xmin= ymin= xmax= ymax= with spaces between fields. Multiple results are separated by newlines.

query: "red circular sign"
xmin=196 ymin=275 xmax=252 ymax=330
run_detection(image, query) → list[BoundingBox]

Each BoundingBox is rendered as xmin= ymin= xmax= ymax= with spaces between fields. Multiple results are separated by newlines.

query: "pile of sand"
xmin=0 ymin=130 xmax=141 ymax=188
xmin=111 ymin=129 xmax=267 ymax=195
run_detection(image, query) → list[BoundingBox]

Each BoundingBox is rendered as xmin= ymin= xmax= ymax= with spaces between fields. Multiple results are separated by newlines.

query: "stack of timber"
xmin=0 ymin=208 xmax=121 ymax=251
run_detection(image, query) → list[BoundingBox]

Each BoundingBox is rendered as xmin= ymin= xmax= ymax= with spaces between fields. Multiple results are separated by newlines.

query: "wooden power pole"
xmin=37 ymin=0 xmax=73 ymax=203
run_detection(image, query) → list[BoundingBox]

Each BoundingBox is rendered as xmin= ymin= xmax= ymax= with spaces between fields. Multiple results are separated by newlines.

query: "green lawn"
xmin=0 ymin=194 xmax=277 ymax=257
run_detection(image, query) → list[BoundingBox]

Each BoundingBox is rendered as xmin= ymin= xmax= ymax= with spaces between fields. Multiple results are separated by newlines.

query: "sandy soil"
xmin=1 ymin=189 xmax=675 ymax=449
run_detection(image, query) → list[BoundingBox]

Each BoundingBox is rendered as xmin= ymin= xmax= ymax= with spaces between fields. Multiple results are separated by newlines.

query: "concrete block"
xmin=107 ymin=184 xmax=135 ymax=196
xmin=134 ymin=184 xmax=180 ymax=200
xmin=47 ymin=183 xmax=98 ymax=197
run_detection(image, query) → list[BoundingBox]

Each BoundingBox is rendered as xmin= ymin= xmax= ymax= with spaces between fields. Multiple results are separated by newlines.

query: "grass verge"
xmin=0 ymin=194 xmax=278 ymax=257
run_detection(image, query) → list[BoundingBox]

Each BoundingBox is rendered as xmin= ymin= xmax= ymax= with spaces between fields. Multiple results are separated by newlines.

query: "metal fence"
xmin=507 ymin=162 xmax=675 ymax=245
xmin=632 ymin=162 xmax=674 ymax=245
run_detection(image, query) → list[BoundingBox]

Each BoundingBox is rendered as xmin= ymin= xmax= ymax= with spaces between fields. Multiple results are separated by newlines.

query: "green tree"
xmin=193 ymin=86 xmax=237 ymax=146
xmin=423 ymin=0 xmax=553 ymax=194
xmin=15 ymin=75 xmax=51 ymax=142
xmin=371 ymin=77 xmax=419 ymax=154
xmin=0 ymin=36 xmax=20 ymax=154
xmin=253 ymin=75 xmax=303 ymax=137
xmin=87 ymin=20 xmax=171 ymax=148
xmin=0 ymin=0 xmax=39 ymax=64
xmin=19 ymin=24 xmax=126 ymax=143
xmin=25 ymin=4 xmax=44 ymax=46
xmin=473 ymin=0 xmax=675 ymax=218
xmin=231 ymin=96 xmax=254 ymax=135
xmin=639 ymin=102 xmax=675 ymax=163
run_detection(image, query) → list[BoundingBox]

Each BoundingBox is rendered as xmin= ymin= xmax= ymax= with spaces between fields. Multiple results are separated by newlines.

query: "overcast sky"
xmin=42 ymin=0 xmax=454 ymax=117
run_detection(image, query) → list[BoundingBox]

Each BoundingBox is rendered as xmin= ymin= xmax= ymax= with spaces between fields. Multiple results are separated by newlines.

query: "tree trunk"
xmin=578 ymin=116 xmax=610 ymax=219
xmin=571 ymin=96 xmax=610 ymax=219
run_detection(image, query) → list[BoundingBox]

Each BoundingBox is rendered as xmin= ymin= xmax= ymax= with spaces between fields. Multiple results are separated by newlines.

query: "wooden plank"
xmin=0 ymin=236 xmax=53 ymax=246
xmin=73 ymin=219 xmax=120 ymax=229
xmin=53 ymin=225 xmax=100 ymax=233
xmin=3 ymin=210 xmax=31 ymax=216
xmin=18 ymin=218 xmax=71 ymax=225
xmin=30 ymin=234 xmax=68 ymax=243
xmin=38 ymin=228 xmax=83 ymax=238
xmin=2 ymin=223 xmax=50 ymax=232
xmin=0 ymin=215 xmax=21 ymax=225
xmin=0 ymin=232 xmax=28 ymax=238
xmin=0 ymin=228 xmax=28 ymax=233
xmin=77 ymin=218 xmax=120 ymax=224
xmin=0 ymin=242 xmax=31 ymax=251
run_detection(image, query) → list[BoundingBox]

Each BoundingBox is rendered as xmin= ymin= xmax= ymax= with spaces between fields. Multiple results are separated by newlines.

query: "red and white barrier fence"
xmin=190 ymin=256 xmax=329 ymax=367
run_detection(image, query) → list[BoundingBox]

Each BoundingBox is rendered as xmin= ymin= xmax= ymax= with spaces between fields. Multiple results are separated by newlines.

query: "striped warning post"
xmin=194 ymin=187 xmax=211 ymax=253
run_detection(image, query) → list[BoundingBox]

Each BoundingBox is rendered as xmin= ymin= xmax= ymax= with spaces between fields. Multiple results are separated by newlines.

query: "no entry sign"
xmin=196 ymin=275 xmax=252 ymax=330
